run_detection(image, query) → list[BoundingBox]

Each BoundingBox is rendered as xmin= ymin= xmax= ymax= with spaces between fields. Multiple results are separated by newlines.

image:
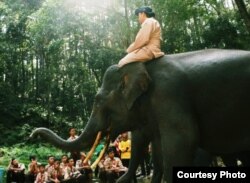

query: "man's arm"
xmin=34 ymin=173 xmax=40 ymax=183
xmin=63 ymin=167 xmax=70 ymax=179
xmin=126 ymin=20 xmax=154 ymax=53
xmin=20 ymin=163 xmax=25 ymax=171
xmin=104 ymin=159 xmax=113 ymax=171
xmin=127 ymin=140 xmax=131 ymax=152
xmin=75 ymin=160 xmax=82 ymax=170
xmin=116 ymin=158 xmax=128 ymax=172
xmin=13 ymin=163 xmax=25 ymax=172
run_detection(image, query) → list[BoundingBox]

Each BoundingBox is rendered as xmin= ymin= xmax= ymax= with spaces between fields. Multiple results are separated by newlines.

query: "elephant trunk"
xmin=30 ymin=118 xmax=100 ymax=152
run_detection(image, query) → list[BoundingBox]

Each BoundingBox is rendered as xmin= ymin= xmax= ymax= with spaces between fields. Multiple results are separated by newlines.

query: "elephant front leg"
xmin=117 ymin=130 xmax=150 ymax=183
xmin=151 ymin=135 xmax=163 ymax=183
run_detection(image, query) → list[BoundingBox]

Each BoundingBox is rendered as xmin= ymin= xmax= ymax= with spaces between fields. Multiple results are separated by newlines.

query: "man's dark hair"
xmin=11 ymin=157 xmax=16 ymax=163
xmin=69 ymin=127 xmax=76 ymax=132
xmin=54 ymin=160 xmax=61 ymax=164
xmin=107 ymin=147 xmax=114 ymax=154
xmin=47 ymin=155 xmax=55 ymax=159
xmin=135 ymin=6 xmax=155 ymax=17
xmin=29 ymin=155 xmax=36 ymax=161
xmin=61 ymin=154 xmax=68 ymax=158
xmin=38 ymin=164 xmax=45 ymax=168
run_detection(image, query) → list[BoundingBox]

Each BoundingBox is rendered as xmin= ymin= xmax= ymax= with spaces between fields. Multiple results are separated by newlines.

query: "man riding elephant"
xmin=118 ymin=6 xmax=164 ymax=67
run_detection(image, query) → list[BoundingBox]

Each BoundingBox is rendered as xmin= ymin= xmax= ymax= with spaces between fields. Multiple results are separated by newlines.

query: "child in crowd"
xmin=104 ymin=148 xmax=127 ymax=183
xmin=6 ymin=158 xmax=25 ymax=183
xmin=67 ymin=128 xmax=81 ymax=163
xmin=47 ymin=160 xmax=64 ymax=183
xmin=75 ymin=152 xmax=93 ymax=180
xmin=35 ymin=164 xmax=48 ymax=183
xmin=26 ymin=155 xmax=39 ymax=183
xmin=45 ymin=155 xmax=55 ymax=172
xmin=60 ymin=154 xmax=69 ymax=170
xmin=64 ymin=157 xmax=85 ymax=182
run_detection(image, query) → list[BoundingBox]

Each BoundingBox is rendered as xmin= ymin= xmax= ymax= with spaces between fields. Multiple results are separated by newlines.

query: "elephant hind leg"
xmin=161 ymin=136 xmax=198 ymax=182
xmin=159 ymin=116 xmax=199 ymax=182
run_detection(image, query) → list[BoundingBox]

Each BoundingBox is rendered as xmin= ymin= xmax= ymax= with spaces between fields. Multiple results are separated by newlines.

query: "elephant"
xmin=30 ymin=49 xmax=250 ymax=182
xmin=119 ymin=133 xmax=221 ymax=182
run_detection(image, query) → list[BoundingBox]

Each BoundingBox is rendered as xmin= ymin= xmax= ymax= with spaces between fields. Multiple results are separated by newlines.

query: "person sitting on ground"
xmin=75 ymin=152 xmax=93 ymax=180
xmin=60 ymin=154 xmax=69 ymax=170
xmin=45 ymin=155 xmax=55 ymax=178
xmin=93 ymin=142 xmax=105 ymax=178
xmin=45 ymin=155 xmax=55 ymax=170
xmin=26 ymin=155 xmax=40 ymax=183
xmin=47 ymin=160 xmax=64 ymax=183
xmin=118 ymin=6 xmax=164 ymax=67
xmin=35 ymin=164 xmax=48 ymax=183
xmin=64 ymin=157 xmax=84 ymax=183
xmin=103 ymin=148 xmax=128 ymax=183
xmin=98 ymin=155 xmax=108 ymax=183
xmin=6 ymin=158 xmax=25 ymax=183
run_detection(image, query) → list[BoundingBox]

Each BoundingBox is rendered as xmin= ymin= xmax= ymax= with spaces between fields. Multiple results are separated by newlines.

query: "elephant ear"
xmin=120 ymin=62 xmax=151 ymax=110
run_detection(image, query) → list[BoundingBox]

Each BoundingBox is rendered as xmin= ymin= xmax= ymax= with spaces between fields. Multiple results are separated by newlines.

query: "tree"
xmin=234 ymin=0 xmax=250 ymax=33
xmin=0 ymin=0 xmax=249 ymax=146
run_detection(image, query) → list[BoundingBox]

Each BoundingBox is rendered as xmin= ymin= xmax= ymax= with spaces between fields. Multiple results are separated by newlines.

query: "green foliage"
xmin=0 ymin=144 xmax=64 ymax=168
xmin=0 ymin=0 xmax=249 ymax=148
xmin=203 ymin=16 xmax=240 ymax=48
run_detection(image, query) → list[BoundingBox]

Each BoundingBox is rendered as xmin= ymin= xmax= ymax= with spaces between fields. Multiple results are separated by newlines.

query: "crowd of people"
xmin=6 ymin=129 xmax=152 ymax=183
xmin=6 ymin=152 xmax=92 ymax=183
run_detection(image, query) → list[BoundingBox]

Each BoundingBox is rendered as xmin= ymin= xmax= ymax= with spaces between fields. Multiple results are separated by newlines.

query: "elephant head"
xmin=30 ymin=62 xmax=151 ymax=151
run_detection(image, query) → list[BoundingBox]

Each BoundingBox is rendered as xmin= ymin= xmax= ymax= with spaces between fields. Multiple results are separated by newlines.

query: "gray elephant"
xmin=31 ymin=49 xmax=250 ymax=182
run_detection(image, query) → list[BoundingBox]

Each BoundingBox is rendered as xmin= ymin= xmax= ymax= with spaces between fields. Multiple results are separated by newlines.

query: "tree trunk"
xmin=234 ymin=0 xmax=250 ymax=33
xmin=21 ymin=49 xmax=25 ymax=102
xmin=124 ymin=0 xmax=131 ymax=47
xmin=35 ymin=56 xmax=39 ymax=101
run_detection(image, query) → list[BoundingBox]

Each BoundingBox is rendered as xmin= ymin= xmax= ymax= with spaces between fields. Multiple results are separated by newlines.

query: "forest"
xmin=0 ymin=0 xmax=250 ymax=166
